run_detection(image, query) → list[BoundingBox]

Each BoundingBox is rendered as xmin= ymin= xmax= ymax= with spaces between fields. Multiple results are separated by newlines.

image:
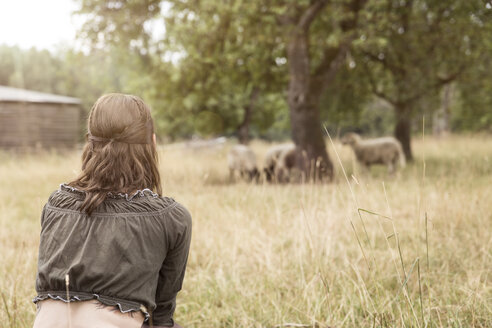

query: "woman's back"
xmin=35 ymin=184 xmax=191 ymax=324
xmin=33 ymin=94 xmax=192 ymax=327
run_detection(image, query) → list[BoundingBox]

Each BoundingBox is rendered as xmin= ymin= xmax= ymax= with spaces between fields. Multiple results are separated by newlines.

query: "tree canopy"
xmin=1 ymin=0 xmax=491 ymax=147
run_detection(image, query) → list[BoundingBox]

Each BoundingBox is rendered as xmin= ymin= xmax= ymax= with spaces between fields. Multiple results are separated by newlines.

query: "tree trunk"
xmin=287 ymin=33 xmax=334 ymax=181
xmin=280 ymin=0 xmax=364 ymax=181
xmin=394 ymin=104 xmax=413 ymax=161
xmin=237 ymin=113 xmax=250 ymax=145
xmin=289 ymin=98 xmax=334 ymax=180
xmin=238 ymin=87 xmax=259 ymax=144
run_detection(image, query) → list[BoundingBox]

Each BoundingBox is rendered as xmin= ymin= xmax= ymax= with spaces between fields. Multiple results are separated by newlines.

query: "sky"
xmin=0 ymin=0 xmax=82 ymax=51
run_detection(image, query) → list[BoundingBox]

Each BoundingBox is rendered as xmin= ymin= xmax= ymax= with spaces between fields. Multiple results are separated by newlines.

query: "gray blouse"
xmin=34 ymin=184 xmax=192 ymax=326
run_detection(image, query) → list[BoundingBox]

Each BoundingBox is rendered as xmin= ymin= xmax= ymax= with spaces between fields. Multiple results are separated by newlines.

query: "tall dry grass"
xmin=0 ymin=135 xmax=490 ymax=327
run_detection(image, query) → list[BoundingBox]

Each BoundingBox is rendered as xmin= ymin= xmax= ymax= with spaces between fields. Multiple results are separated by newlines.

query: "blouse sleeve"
xmin=151 ymin=203 xmax=192 ymax=326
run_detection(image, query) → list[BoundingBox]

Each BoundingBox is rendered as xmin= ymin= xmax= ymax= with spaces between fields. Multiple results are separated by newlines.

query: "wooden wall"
xmin=0 ymin=102 xmax=81 ymax=149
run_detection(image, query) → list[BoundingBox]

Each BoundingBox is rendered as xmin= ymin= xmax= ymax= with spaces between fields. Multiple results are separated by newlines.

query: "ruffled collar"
xmin=59 ymin=183 xmax=159 ymax=201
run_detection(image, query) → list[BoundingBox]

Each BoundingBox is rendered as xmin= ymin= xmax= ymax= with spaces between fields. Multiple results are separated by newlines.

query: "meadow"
xmin=0 ymin=135 xmax=490 ymax=327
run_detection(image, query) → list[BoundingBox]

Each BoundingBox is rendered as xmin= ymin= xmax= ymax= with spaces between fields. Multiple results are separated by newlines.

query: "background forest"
xmin=1 ymin=0 xmax=491 ymax=146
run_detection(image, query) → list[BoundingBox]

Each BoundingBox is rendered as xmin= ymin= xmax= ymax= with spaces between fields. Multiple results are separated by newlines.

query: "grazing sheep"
xmin=263 ymin=144 xmax=295 ymax=182
xmin=227 ymin=144 xmax=259 ymax=182
xmin=341 ymin=133 xmax=406 ymax=174
xmin=273 ymin=146 xmax=299 ymax=183
xmin=264 ymin=144 xmax=331 ymax=182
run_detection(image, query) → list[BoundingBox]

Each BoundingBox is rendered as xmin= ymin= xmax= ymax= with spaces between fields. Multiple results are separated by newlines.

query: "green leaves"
xmin=64 ymin=0 xmax=492 ymax=139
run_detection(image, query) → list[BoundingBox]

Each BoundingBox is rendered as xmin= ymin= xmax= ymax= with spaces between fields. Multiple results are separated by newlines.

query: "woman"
xmin=33 ymin=94 xmax=192 ymax=328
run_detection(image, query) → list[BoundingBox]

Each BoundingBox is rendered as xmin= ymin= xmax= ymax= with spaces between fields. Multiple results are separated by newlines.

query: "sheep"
xmin=264 ymin=144 xmax=332 ymax=182
xmin=263 ymin=144 xmax=295 ymax=182
xmin=341 ymin=133 xmax=406 ymax=174
xmin=227 ymin=144 xmax=260 ymax=182
xmin=273 ymin=146 xmax=299 ymax=183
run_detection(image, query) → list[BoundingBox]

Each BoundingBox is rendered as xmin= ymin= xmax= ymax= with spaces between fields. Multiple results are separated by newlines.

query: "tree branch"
xmin=310 ymin=0 xmax=368 ymax=94
xmin=436 ymin=66 xmax=465 ymax=86
xmin=398 ymin=64 xmax=465 ymax=106
xmin=362 ymin=61 xmax=397 ymax=106
xmin=311 ymin=34 xmax=354 ymax=93
xmin=362 ymin=50 xmax=406 ymax=77
xmin=272 ymin=1 xmax=298 ymax=26
xmin=340 ymin=0 xmax=368 ymax=32
xmin=298 ymin=0 xmax=329 ymax=31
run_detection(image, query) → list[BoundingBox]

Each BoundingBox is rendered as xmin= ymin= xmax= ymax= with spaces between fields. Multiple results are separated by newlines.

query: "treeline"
xmin=0 ymin=45 xmax=146 ymax=113
xmin=1 ymin=1 xmax=491 ymax=161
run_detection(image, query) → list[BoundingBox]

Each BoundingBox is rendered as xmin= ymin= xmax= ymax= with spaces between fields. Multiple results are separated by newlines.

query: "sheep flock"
xmin=227 ymin=133 xmax=405 ymax=183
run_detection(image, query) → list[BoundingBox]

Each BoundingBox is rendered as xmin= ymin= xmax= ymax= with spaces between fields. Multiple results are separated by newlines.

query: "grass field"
xmin=0 ymin=135 xmax=491 ymax=327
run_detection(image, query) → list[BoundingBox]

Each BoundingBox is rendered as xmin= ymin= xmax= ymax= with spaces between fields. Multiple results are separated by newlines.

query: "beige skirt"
xmin=33 ymin=299 xmax=145 ymax=328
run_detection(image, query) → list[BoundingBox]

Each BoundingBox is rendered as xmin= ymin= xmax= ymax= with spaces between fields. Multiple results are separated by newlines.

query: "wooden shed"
xmin=0 ymin=86 xmax=82 ymax=149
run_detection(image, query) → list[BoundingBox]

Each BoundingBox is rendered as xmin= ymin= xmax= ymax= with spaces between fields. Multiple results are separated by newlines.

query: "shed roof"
xmin=0 ymin=85 xmax=81 ymax=104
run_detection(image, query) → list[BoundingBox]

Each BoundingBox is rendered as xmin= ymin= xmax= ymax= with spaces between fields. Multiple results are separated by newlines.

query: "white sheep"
xmin=341 ymin=133 xmax=406 ymax=174
xmin=263 ymin=144 xmax=295 ymax=182
xmin=227 ymin=144 xmax=259 ymax=182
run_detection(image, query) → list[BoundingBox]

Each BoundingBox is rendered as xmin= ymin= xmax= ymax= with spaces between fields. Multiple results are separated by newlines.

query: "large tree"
xmin=76 ymin=0 xmax=287 ymax=141
xmin=356 ymin=0 xmax=487 ymax=160
xmin=161 ymin=1 xmax=287 ymax=142
xmin=273 ymin=0 xmax=367 ymax=179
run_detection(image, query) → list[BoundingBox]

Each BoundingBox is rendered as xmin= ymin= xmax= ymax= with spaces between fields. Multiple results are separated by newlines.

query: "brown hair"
xmin=68 ymin=93 xmax=162 ymax=215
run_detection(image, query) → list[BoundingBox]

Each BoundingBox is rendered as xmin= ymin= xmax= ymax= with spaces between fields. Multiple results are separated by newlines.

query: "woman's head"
xmin=69 ymin=93 xmax=162 ymax=215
